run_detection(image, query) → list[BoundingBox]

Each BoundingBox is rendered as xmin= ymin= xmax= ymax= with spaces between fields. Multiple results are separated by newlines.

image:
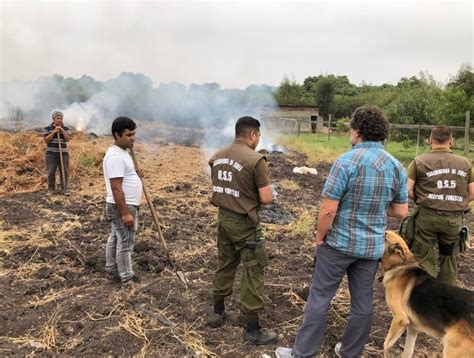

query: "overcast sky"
xmin=1 ymin=1 xmax=472 ymax=88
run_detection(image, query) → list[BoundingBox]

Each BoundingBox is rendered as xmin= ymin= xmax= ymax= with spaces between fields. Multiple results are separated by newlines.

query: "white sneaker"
xmin=275 ymin=347 xmax=293 ymax=358
xmin=334 ymin=342 xmax=342 ymax=357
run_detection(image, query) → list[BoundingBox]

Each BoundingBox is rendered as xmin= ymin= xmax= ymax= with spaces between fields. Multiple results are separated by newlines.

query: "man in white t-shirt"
xmin=103 ymin=116 xmax=143 ymax=284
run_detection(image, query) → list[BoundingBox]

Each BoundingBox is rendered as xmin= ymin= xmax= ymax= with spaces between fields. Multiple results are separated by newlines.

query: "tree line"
xmin=274 ymin=64 xmax=474 ymax=127
xmin=1 ymin=64 xmax=472 ymax=130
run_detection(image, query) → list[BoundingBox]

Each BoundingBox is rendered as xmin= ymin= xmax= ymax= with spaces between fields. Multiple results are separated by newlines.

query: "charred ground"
xmin=0 ymin=131 xmax=473 ymax=357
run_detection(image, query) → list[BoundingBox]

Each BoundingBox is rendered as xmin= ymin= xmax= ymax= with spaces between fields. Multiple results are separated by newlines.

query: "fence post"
xmin=297 ymin=120 xmax=301 ymax=136
xmin=415 ymin=125 xmax=421 ymax=156
xmin=465 ymin=110 xmax=470 ymax=157
xmin=384 ymin=128 xmax=390 ymax=150
xmin=328 ymin=114 xmax=332 ymax=142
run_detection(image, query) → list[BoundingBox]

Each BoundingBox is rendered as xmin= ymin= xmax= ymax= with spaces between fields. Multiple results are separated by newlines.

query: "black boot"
xmin=244 ymin=316 xmax=278 ymax=345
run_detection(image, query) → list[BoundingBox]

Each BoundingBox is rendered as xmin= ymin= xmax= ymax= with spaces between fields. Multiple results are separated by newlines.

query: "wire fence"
xmin=263 ymin=111 xmax=473 ymax=157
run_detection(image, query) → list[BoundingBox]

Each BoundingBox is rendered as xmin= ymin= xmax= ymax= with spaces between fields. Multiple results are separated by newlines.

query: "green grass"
xmin=79 ymin=155 xmax=99 ymax=168
xmin=279 ymin=133 xmax=474 ymax=166
xmin=280 ymin=133 xmax=351 ymax=164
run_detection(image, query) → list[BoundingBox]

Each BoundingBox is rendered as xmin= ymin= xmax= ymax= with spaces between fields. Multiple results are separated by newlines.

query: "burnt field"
xmin=0 ymin=131 xmax=473 ymax=357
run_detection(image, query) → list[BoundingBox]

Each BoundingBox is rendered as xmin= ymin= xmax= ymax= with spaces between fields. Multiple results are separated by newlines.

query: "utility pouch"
xmin=439 ymin=242 xmax=457 ymax=256
xmin=399 ymin=207 xmax=419 ymax=248
xmin=460 ymin=226 xmax=469 ymax=253
xmin=245 ymin=240 xmax=259 ymax=250
xmin=243 ymin=226 xmax=269 ymax=267
xmin=245 ymin=225 xmax=263 ymax=250
xmin=253 ymin=241 xmax=269 ymax=267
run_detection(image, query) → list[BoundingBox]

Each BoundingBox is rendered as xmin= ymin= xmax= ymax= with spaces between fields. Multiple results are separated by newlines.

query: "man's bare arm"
xmin=258 ymin=185 xmax=273 ymax=205
xmin=407 ymin=178 xmax=415 ymax=200
xmin=315 ymin=197 xmax=339 ymax=245
xmin=388 ymin=202 xmax=408 ymax=220
xmin=468 ymin=182 xmax=474 ymax=202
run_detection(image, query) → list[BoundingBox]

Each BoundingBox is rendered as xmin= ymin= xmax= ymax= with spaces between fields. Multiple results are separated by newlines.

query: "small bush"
xmin=402 ymin=140 xmax=412 ymax=150
xmin=336 ymin=117 xmax=350 ymax=132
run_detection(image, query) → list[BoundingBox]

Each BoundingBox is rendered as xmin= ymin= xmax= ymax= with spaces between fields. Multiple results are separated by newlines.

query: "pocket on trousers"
xmin=126 ymin=205 xmax=139 ymax=231
xmin=447 ymin=218 xmax=460 ymax=227
xmin=106 ymin=204 xmax=118 ymax=222
xmin=253 ymin=242 xmax=269 ymax=267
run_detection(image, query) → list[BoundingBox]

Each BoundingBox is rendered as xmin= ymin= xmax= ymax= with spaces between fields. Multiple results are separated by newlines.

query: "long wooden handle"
xmin=57 ymin=131 xmax=66 ymax=187
xmin=130 ymin=148 xmax=170 ymax=258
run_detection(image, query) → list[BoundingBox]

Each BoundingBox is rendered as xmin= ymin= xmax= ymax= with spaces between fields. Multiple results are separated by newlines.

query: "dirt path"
xmin=1 ymin=140 xmax=473 ymax=357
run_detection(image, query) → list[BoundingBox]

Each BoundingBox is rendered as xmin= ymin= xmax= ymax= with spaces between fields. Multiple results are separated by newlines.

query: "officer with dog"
xmin=207 ymin=116 xmax=277 ymax=345
xmin=407 ymin=125 xmax=474 ymax=285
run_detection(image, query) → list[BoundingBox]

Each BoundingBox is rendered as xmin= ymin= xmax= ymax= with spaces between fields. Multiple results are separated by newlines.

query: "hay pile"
xmin=0 ymin=131 xmax=109 ymax=196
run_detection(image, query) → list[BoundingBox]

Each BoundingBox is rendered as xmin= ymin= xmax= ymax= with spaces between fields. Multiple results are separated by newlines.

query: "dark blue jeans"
xmin=293 ymin=243 xmax=379 ymax=358
xmin=45 ymin=153 xmax=69 ymax=191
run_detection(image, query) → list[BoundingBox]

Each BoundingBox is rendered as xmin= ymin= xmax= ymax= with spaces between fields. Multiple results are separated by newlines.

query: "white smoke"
xmin=0 ymin=73 xmax=278 ymax=149
xmin=60 ymin=91 xmax=119 ymax=134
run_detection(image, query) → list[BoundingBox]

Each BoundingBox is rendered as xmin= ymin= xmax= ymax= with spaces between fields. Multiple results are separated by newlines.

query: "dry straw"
xmin=135 ymin=305 xmax=216 ymax=357
xmin=119 ymin=312 xmax=150 ymax=357
xmin=0 ymin=130 xmax=108 ymax=196
xmin=41 ymin=302 xmax=66 ymax=350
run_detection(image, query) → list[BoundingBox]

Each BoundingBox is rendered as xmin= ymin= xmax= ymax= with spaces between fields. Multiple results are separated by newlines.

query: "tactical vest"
xmin=414 ymin=151 xmax=471 ymax=211
xmin=209 ymin=140 xmax=267 ymax=223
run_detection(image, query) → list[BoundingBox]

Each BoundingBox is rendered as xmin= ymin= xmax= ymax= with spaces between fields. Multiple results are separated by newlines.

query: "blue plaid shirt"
xmin=322 ymin=142 xmax=408 ymax=259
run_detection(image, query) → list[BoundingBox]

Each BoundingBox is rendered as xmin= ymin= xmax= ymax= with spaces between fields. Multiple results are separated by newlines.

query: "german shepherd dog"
xmin=381 ymin=231 xmax=474 ymax=358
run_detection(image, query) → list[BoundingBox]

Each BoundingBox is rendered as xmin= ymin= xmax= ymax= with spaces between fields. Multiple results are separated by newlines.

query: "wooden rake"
xmin=57 ymin=131 xmax=67 ymax=192
xmin=130 ymin=148 xmax=188 ymax=288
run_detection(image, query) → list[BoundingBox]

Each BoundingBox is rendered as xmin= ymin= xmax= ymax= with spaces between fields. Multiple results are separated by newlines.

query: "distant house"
xmin=260 ymin=105 xmax=321 ymax=133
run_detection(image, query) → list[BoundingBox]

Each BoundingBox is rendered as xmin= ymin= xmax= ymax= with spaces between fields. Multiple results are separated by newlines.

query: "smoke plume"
xmin=0 ymin=72 xmax=277 ymax=149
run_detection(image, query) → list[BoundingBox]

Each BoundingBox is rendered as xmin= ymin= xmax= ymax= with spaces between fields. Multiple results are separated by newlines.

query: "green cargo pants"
xmin=411 ymin=207 xmax=463 ymax=285
xmin=212 ymin=209 xmax=269 ymax=316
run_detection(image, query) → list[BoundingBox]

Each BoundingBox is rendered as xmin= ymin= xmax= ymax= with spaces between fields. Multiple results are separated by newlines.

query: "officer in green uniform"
xmin=207 ymin=116 xmax=278 ymax=345
xmin=407 ymin=125 xmax=474 ymax=285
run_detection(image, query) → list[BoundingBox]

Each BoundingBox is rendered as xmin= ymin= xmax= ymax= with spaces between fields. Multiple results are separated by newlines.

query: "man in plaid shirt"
xmin=277 ymin=105 xmax=408 ymax=358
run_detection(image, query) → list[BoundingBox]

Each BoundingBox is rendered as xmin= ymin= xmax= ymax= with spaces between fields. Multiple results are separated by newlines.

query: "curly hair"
xmin=349 ymin=105 xmax=389 ymax=142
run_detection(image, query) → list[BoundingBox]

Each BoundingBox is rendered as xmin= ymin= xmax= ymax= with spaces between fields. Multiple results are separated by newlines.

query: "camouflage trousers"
xmin=212 ymin=209 xmax=269 ymax=316
xmin=411 ymin=206 xmax=463 ymax=285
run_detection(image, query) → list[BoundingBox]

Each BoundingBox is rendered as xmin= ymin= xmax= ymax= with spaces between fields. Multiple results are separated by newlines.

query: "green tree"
xmin=386 ymin=72 xmax=443 ymax=124
xmin=274 ymin=75 xmax=309 ymax=105
xmin=443 ymin=64 xmax=474 ymax=126
xmin=314 ymin=77 xmax=335 ymax=120
xmin=439 ymin=87 xmax=474 ymax=126
xmin=449 ymin=63 xmax=474 ymax=97
xmin=333 ymin=95 xmax=364 ymax=118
